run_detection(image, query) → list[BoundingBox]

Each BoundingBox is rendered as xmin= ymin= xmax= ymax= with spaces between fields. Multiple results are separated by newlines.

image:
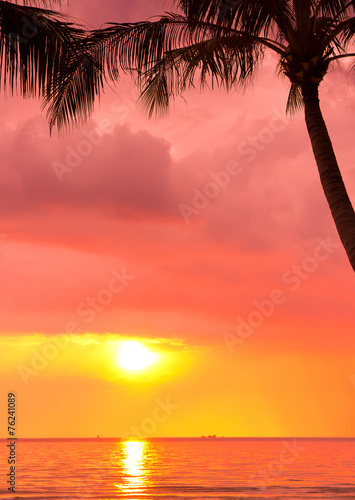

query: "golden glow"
xmin=119 ymin=441 xmax=148 ymax=491
xmin=6 ymin=333 xmax=355 ymax=438
xmin=118 ymin=341 xmax=157 ymax=371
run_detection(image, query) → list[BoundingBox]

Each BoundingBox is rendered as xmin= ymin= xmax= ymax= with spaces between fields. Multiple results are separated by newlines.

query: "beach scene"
xmin=0 ymin=0 xmax=354 ymax=499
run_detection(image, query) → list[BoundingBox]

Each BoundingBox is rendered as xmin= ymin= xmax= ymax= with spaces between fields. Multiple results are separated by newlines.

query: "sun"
xmin=118 ymin=341 xmax=157 ymax=372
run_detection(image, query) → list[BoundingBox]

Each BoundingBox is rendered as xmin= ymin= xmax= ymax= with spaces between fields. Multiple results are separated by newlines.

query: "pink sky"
xmin=0 ymin=0 xmax=354 ymax=437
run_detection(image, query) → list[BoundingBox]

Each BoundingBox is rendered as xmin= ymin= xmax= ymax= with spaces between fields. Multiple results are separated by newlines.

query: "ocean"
xmin=0 ymin=438 xmax=354 ymax=499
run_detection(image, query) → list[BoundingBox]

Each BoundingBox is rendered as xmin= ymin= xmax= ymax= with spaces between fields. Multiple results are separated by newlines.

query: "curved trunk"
xmin=301 ymin=82 xmax=355 ymax=272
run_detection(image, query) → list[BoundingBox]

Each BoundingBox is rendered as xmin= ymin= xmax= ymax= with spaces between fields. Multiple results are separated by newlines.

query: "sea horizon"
xmin=1 ymin=437 xmax=354 ymax=499
xmin=2 ymin=436 xmax=355 ymax=440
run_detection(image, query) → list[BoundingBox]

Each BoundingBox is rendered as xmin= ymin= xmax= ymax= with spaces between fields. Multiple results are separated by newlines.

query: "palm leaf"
xmin=177 ymin=0 xmax=295 ymax=40
xmin=286 ymin=82 xmax=304 ymax=115
xmin=22 ymin=1 xmax=65 ymax=5
xmin=0 ymin=1 xmax=87 ymax=97
xmin=313 ymin=0 xmax=355 ymax=19
xmin=335 ymin=15 xmax=355 ymax=44
xmin=87 ymin=12 xmax=287 ymax=118
xmin=0 ymin=1 xmax=106 ymax=131
xmin=138 ymin=34 xmax=264 ymax=116
xmin=40 ymin=0 xmax=355 ymax=128
xmin=44 ymin=48 xmax=104 ymax=131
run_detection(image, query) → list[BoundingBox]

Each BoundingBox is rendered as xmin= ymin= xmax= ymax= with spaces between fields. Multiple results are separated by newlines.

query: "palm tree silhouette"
xmin=50 ymin=0 xmax=355 ymax=271
xmin=0 ymin=0 xmax=102 ymax=129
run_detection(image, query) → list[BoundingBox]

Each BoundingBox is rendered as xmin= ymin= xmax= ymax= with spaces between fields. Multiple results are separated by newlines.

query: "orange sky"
xmin=0 ymin=0 xmax=354 ymax=438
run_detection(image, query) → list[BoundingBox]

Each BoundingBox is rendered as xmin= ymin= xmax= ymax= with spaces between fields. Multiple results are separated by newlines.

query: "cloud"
xmin=0 ymin=117 xmax=178 ymax=219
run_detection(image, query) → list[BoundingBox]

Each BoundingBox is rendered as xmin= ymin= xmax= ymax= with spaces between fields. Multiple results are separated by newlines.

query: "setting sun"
xmin=118 ymin=341 xmax=157 ymax=371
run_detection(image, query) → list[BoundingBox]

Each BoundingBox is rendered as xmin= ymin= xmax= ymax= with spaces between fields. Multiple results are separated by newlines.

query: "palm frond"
xmin=0 ymin=1 xmax=86 ymax=97
xmin=21 ymin=0 xmax=66 ymax=5
xmin=19 ymin=0 xmax=355 ymax=129
xmin=0 ymin=1 xmax=105 ymax=131
xmin=176 ymin=0 xmax=295 ymax=40
xmin=310 ymin=0 xmax=355 ymax=47
xmin=312 ymin=0 xmax=355 ymax=19
xmin=334 ymin=15 xmax=355 ymax=44
xmin=286 ymin=82 xmax=304 ymax=115
xmin=87 ymin=13 xmax=267 ymax=117
xmin=44 ymin=49 xmax=104 ymax=132
xmin=89 ymin=14 xmax=205 ymax=80
xmin=138 ymin=34 xmax=264 ymax=117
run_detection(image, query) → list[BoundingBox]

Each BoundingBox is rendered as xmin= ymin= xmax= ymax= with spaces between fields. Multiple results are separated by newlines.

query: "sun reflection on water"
xmin=115 ymin=440 xmax=149 ymax=495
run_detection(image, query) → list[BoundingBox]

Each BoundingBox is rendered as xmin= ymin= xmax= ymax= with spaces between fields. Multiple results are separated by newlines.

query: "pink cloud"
xmin=0 ymin=117 xmax=179 ymax=218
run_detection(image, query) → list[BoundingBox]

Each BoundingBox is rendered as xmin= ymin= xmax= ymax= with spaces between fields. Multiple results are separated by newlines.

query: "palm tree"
xmin=49 ymin=0 xmax=355 ymax=271
xmin=0 ymin=0 xmax=103 ymax=129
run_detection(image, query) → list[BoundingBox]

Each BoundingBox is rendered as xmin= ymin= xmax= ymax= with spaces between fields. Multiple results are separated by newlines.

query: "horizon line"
xmin=2 ymin=436 xmax=355 ymax=440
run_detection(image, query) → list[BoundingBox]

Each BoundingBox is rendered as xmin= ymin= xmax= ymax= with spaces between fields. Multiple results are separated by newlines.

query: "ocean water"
xmin=0 ymin=438 xmax=354 ymax=499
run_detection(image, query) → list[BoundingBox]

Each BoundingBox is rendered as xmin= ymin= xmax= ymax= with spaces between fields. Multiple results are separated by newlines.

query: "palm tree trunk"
xmin=301 ymin=82 xmax=355 ymax=272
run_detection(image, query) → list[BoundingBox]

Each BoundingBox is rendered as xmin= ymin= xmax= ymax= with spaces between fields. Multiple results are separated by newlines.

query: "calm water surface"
xmin=0 ymin=438 xmax=354 ymax=499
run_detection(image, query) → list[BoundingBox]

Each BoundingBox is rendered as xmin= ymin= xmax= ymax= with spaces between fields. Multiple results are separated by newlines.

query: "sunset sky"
xmin=0 ymin=0 xmax=354 ymax=438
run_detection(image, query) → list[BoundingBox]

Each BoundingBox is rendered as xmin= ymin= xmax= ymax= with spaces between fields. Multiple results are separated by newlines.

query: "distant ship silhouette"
xmin=201 ymin=435 xmax=216 ymax=438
